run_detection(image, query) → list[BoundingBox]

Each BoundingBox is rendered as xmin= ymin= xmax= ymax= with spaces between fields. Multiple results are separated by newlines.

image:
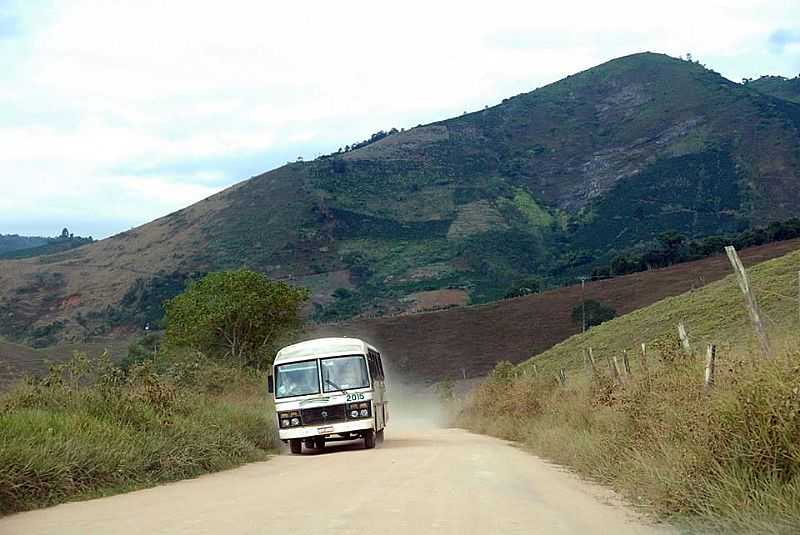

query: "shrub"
xmin=570 ymin=299 xmax=616 ymax=329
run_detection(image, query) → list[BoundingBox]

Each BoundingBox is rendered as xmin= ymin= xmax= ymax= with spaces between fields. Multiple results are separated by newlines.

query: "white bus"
xmin=268 ymin=337 xmax=388 ymax=454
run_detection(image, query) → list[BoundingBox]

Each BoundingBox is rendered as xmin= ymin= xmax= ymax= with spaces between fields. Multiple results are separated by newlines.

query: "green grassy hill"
xmin=523 ymin=246 xmax=800 ymax=375
xmin=2 ymin=52 xmax=800 ymax=346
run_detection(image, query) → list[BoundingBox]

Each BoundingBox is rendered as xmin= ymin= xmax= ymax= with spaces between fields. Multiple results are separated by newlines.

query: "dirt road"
xmin=0 ymin=428 xmax=670 ymax=535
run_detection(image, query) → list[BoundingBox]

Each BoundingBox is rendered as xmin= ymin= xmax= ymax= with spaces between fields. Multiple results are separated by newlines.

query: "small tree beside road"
xmin=163 ymin=270 xmax=309 ymax=369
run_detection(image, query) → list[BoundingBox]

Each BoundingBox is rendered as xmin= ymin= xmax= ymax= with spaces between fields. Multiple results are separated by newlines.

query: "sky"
xmin=1 ymin=0 xmax=799 ymax=239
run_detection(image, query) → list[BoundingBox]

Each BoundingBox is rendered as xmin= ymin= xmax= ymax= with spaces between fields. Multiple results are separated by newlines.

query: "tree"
xmin=60 ymin=227 xmax=70 ymax=239
xmin=610 ymin=255 xmax=640 ymax=276
xmin=163 ymin=270 xmax=309 ymax=369
xmin=332 ymin=287 xmax=354 ymax=300
xmin=503 ymin=277 xmax=541 ymax=298
xmin=571 ymin=299 xmax=616 ymax=329
xmin=651 ymin=231 xmax=687 ymax=267
xmin=591 ymin=266 xmax=611 ymax=280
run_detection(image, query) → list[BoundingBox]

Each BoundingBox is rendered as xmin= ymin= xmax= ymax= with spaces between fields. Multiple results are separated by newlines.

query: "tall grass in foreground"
xmin=457 ymin=340 xmax=800 ymax=534
xmin=0 ymin=351 xmax=279 ymax=515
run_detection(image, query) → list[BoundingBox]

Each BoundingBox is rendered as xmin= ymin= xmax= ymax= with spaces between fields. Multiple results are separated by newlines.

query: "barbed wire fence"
xmin=555 ymin=247 xmax=800 ymax=388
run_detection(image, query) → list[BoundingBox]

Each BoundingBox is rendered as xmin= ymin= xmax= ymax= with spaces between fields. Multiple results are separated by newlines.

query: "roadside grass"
xmin=0 ymin=351 xmax=279 ymax=516
xmin=458 ymin=248 xmax=800 ymax=533
xmin=459 ymin=346 xmax=800 ymax=533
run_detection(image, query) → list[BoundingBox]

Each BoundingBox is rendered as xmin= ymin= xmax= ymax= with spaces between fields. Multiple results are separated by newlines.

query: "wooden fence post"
xmin=641 ymin=343 xmax=650 ymax=388
xmin=612 ymin=356 xmax=623 ymax=383
xmin=461 ymin=368 xmax=466 ymax=380
xmin=622 ymin=349 xmax=632 ymax=376
xmin=588 ymin=347 xmax=597 ymax=375
xmin=559 ymin=368 xmax=567 ymax=385
xmin=725 ymin=246 xmax=771 ymax=358
xmin=533 ymin=364 xmax=538 ymax=376
xmin=704 ymin=344 xmax=716 ymax=389
xmin=678 ymin=322 xmax=692 ymax=355
xmin=607 ymin=355 xmax=622 ymax=384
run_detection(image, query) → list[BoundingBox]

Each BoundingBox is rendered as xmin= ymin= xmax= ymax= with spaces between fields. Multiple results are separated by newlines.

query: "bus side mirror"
xmin=267 ymin=375 xmax=274 ymax=394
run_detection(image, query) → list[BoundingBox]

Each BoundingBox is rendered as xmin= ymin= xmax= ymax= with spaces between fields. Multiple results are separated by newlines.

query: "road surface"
xmin=0 ymin=427 xmax=671 ymax=535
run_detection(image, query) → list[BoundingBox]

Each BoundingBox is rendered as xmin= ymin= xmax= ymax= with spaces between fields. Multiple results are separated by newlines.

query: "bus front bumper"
xmin=278 ymin=419 xmax=374 ymax=440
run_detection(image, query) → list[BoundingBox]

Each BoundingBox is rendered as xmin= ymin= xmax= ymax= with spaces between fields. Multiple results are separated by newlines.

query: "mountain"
xmin=748 ymin=75 xmax=800 ymax=103
xmin=0 ymin=234 xmax=49 ymax=255
xmin=2 ymin=52 xmax=800 ymax=348
xmin=0 ymin=230 xmax=93 ymax=260
xmin=0 ymin=235 xmax=94 ymax=261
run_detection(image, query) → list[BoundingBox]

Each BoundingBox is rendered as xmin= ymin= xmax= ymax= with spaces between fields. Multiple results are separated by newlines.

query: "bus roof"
xmin=274 ymin=337 xmax=377 ymax=365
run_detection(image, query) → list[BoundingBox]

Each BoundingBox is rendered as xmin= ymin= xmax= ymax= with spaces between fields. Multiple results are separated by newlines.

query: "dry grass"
xmin=459 ymin=344 xmax=800 ymax=533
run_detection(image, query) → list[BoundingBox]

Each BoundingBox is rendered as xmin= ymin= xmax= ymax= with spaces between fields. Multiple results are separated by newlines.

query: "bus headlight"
xmin=278 ymin=411 xmax=302 ymax=427
xmin=347 ymin=402 xmax=371 ymax=419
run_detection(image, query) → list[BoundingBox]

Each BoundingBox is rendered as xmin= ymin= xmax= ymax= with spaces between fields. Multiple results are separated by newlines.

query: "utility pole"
xmin=577 ymin=276 xmax=589 ymax=333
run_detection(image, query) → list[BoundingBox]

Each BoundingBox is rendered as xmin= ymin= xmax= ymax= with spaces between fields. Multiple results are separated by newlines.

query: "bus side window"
xmin=376 ymin=352 xmax=385 ymax=380
xmin=367 ymin=352 xmax=378 ymax=380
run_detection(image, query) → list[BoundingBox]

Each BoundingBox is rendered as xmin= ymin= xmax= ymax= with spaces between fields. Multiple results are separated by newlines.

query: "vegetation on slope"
xmin=748 ymin=75 xmax=800 ymax=104
xmin=459 ymin=248 xmax=800 ymax=533
xmin=0 ymin=234 xmax=48 ymax=255
xmin=591 ymin=218 xmax=800 ymax=279
xmin=0 ymin=230 xmax=92 ymax=260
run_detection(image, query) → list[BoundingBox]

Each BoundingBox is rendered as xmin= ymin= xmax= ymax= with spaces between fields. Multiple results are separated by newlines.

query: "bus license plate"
xmin=318 ymin=426 xmax=334 ymax=434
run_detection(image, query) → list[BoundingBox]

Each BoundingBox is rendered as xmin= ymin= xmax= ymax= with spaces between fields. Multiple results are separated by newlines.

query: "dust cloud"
xmin=384 ymin=379 xmax=449 ymax=430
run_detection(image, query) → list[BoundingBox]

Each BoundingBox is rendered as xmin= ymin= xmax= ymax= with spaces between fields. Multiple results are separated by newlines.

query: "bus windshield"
xmin=321 ymin=355 xmax=370 ymax=392
xmin=275 ymin=360 xmax=320 ymax=398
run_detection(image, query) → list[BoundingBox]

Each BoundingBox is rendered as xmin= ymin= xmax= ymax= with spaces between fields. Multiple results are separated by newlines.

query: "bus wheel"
xmin=313 ymin=437 xmax=325 ymax=450
xmin=377 ymin=429 xmax=385 ymax=444
xmin=289 ymin=439 xmax=302 ymax=455
xmin=364 ymin=430 xmax=376 ymax=449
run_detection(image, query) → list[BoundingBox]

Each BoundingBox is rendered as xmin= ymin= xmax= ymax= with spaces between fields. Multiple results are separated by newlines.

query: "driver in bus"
xmin=278 ymin=373 xmax=304 ymax=396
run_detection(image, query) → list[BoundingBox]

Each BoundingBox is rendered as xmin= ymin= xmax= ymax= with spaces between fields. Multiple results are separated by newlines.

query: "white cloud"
xmin=1 ymin=0 xmax=798 ymax=238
